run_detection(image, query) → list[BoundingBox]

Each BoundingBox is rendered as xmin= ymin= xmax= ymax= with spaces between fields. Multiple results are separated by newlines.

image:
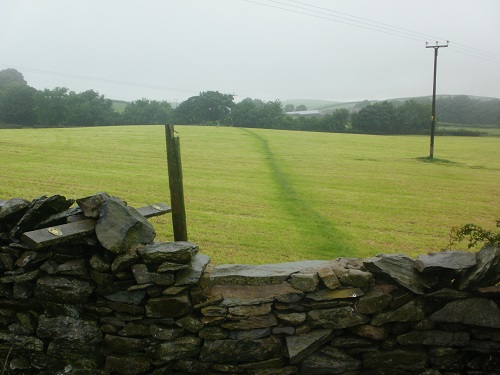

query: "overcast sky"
xmin=1 ymin=0 xmax=499 ymax=104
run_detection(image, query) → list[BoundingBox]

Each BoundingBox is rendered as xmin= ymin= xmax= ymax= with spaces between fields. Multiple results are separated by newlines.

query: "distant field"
xmin=1 ymin=126 xmax=498 ymax=264
xmin=438 ymin=122 xmax=500 ymax=137
xmin=317 ymin=102 xmax=359 ymax=112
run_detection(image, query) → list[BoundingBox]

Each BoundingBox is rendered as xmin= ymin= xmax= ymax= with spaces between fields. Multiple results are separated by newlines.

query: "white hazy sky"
xmin=1 ymin=0 xmax=499 ymax=103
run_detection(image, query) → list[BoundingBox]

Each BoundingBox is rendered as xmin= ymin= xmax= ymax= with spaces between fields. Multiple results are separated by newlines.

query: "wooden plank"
xmin=21 ymin=203 xmax=171 ymax=249
xmin=136 ymin=203 xmax=172 ymax=218
xmin=21 ymin=219 xmax=97 ymax=249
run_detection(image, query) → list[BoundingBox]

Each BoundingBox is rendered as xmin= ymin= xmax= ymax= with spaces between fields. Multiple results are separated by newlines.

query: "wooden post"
xmin=165 ymin=124 xmax=188 ymax=241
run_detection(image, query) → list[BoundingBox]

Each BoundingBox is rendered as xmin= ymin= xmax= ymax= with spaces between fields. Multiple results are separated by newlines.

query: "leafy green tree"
xmin=173 ymin=91 xmax=234 ymax=124
xmin=64 ymin=90 xmax=115 ymax=126
xmin=284 ymin=104 xmax=295 ymax=112
xmin=33 ymin=87 xmax=69 ymax=126
xmin=395 ymin=99 xmax=430 ymax=134
xmin=321 ymin=108 xmax=350 ymax=132
xmin=33 ymin=87 xmax=116 ymax=126
xmin=351 ymin=100 xmax=431 ymax=134
xmin=259 ymin=100 xmax=285 ymax=129
xmin=438 ymin=95 xmax=474 ymax=124
xmin=0 ymin=69 xmax=36 ymax=125
xmin=351 ymin=101 xmax=397 ymax=134
xmin=0 ymin=68 xmax=27 ymax=87
xmin=293 ymin=116 xmax=320 ymax=132
xmin=232 ymin=98 xmax=261 ymax=128
xmin=296 ymin=104 xmax=308 ymax=111
xmin=0 ymin=70 xmax=118 ymax=127
xmin=232 ymin=98 xmax=285 ymax=129
xmin=437 ymin=95 xmax=500 ymax=125
xmin=280 ymin=114 xmax=301 ymax=130
xmin=123 ymin=99 xmax=173 ymax=125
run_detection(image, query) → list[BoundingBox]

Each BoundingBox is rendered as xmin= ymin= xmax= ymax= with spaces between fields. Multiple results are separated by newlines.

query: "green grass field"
xmin=1 ymin=125 xmax=499 ymax=264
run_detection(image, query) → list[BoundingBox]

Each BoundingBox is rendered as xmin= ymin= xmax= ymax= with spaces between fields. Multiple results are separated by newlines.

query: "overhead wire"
xmin=447 ymin=48 xmax=500 ymax=65
xmin=0 ymin=63 xmax=201 ymax=95
xmin=0 ymin=63 xmax=295 ymax=102
xmin=284 ymin=0 xmax=443 ymax=41
xmin=447 ymin=44 xmax=500 ymax=63
xmin=451 ymin=41 xmax=500 ymax=59
xmin=241 ymin=0 xmax=424 ymax=42
xmin=284 ymin=0 xmax=500 ymax=60
xmin=242 ymin=0 xmax=500 ymax=64
xmin=266 ymin=0 xmax=435 ymax=42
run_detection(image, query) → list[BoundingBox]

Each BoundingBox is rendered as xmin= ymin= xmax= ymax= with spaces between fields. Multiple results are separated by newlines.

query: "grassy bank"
xmin=1 ymin=125 xmax=498 ymax=264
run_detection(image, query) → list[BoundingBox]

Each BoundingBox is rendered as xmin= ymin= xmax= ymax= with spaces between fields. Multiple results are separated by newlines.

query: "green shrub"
xmin=447 ymin=220 xmax=500 ymax=249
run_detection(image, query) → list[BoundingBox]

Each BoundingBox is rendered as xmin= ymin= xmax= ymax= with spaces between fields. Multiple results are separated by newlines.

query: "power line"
xmin=242 ymin=0 xmax=500 ymax=63
xmin=451 ymin=41 xmax=500 ymax=60
xmin=265 ymin=0 xmax=432 ymax=42
xmin=448 ymin=46 xmax=500 ymax=65
xmin=241 ymin=0 xmax=424 ymax=42
xmin=285 ymin=0 xmax=442 ymax=41
xmin=283 ymin=0 xmax=500 ymax=60
xmin=0 ymin=63 xmax=200 ymax=95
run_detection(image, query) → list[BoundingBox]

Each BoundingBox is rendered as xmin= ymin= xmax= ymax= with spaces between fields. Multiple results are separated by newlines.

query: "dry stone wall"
xmin=0 ymin=194 xmax=499 ymax=374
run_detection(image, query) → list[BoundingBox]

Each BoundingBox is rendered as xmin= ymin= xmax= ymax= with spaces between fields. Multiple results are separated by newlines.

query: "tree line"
xmin=420 ymin=95 xmax=500 ymax=126
xmin=0 ymin=69 xmax=173 ymax=127
xmin=1 ymin=68 xmax=498 ymax=134
xmin=170 ymin=91 xmax=433 ymax=135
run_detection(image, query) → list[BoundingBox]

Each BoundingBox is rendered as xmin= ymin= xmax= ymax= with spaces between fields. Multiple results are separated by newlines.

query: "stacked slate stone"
xmin=0 ymin=194 xmax=95 ymax=372
xmin=0 ymin=193 xmax=210 ymax=374
xmin=1 ymin=194 xmax=500 ymax=374
xmin=201 ymin=251 xmax=500 ymax=374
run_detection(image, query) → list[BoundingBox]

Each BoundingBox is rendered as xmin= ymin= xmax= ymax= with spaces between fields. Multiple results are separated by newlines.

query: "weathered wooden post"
xmin=165 ymin=124 xmax=188 ymax=241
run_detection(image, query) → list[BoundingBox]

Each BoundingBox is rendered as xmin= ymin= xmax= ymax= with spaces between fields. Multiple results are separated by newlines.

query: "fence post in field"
xmin=165 ymin=124 xmax=188 ymax=241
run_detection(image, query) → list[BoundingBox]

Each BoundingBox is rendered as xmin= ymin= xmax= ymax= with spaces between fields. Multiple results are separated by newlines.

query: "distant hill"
xmin=281 ymin=95 xmax=500 ymax=127
xmin=282 ymin=95 xmax=499 ymax=112
xmin=281 ymin=99 xmax=342 ymax=110
xmin=315 ymin=101 xmax=367 ymax=112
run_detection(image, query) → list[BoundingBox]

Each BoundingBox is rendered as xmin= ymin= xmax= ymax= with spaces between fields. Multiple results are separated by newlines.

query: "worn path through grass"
xmin=242 ymin=128 xmax=353 ymax=258
xmin=259 ymin=129 xmax=499 ymax=258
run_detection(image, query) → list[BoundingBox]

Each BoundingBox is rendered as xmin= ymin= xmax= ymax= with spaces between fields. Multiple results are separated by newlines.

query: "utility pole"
xmin=426 ymin=41 xmax=448 ymax=159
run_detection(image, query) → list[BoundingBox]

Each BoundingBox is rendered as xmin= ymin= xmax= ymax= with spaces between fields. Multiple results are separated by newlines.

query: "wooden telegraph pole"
xmin=426 ymin=41 xmax=448 ymax=159
xmin=165 ymin=124 xmax=188 ymax=241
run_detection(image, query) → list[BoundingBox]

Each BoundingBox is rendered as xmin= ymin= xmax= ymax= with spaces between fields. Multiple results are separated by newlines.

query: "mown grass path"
xmin=242 ymin=128 xmax=353 ymax=258
xmin=258 ymin=129 xmax=499 ymax=259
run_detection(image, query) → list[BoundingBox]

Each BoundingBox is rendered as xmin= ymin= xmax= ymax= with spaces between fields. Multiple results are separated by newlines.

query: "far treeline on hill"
xmin=1 ymin=68 xmax=499 ymax=135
